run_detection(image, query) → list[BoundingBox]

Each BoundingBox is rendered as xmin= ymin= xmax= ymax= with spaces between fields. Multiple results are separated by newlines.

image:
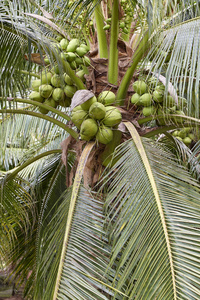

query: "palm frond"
xmin=34 ymin=186 xmax=112 ymax=300
xmin=101 ymin=132 xmax=200 ymax=299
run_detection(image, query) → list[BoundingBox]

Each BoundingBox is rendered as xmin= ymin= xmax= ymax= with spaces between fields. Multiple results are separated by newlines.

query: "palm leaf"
xmin=101 ymin=123 xmax=200 ymax=299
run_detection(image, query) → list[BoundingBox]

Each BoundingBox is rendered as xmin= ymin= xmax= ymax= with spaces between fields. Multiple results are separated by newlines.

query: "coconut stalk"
xmin=94 ymin=0 xmax=108 ymax=58
xmin=116 ymin=30 xmax=149 ymax=105
xmin=107 ymin=0 xmax=119 ymax=85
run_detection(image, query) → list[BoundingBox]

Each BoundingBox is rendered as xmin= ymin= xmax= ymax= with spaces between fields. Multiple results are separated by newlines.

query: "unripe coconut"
xmin=64 ymin=85 xmax=76 ymax=98
xmin=142 ymin=106 xmax=156 ymax=117
xmin=131 ymin=93 xmax=141 ymax=105
xmin=183 ymin=137 xmax=192 ymax=146
xmin=166 ymin=95 xmax=175 ymax=107
xmin=39 ymin=106 xmax=49 ymax=114
xmin=98 ymin=91 xmax=116 ymax=106
xmin=72 ymin=105 xmax=82 ymax=112
xmin=63 ymin=73 xmax=73 ymax=85
xmin=96 ymin=126 xmax=113 ymax=144
xmin=51 ymin=74 xmax=62 ymax=88
xmin=80 ymin=118 xmax=98 ymax=137
xmin=89 ymin=102 xmax=106 ymax=120
xmin=140 ymin=93 xmax=152 ymax=106
xmin=153 ymin=90 xmax=164 ymax=103
xmin=83 ymin=56 xmax=91 ymax=67
xmin=58 ymin=97 xmax=71 ymax=107
xmin=32 ymin=80 xmax=41 ymax=92
xmin=188 ymin=133 xmax=195 ymax=140
xmin=44 ymin=97 xmax=57 ymax=108
xmin=71 ymin=109 xmax=88 ymax=129
xmin=102 ymin=106 xmax=122 ymax=127
xmin=80 ymin=43 xmax=90 ymax=52
xmin=76 ymin=70 xmax=86 ymax=82
xmin=44 ymin=57 xmax=50 ymax=64
xmin=60 ymin=38 xmax=69 ymax=50
xmin=52 ymin=88 xmax=65 ymax=101
xmin=81 ymin=96 xmax=97 ymax=111
xmin=80 ymin=134 xmax=93 ymax=141
xmin=172 ymin=130 xmax=180 ymax=137
xmin=67 ymin=38 xmax=79 ymax=52
xmin=51 ymin=65 xmax=60 ymax=74
xmin=75 ymin=57 xmax=83 ymax=66
xmin=66 ymin=52 xmax=76 ymax=62
xmin=29 ymin=91 xmax=44 ymax=103
xmin=76 ymin=46 xmax=88 ymax=57
xmin=70 ymin=61 xmax=77 ymax=70
xmin=178 ymin=130 xmax=187 ymax=139
xmin=176 ymin=136 xmax=183 ymax=142
xmin=39 ymin=84 xmax=53 ymax=98
xmin=132 ymin=80 xmax=147 ymax=95
xmin=40 ymin=72 xmax=52 ymax=84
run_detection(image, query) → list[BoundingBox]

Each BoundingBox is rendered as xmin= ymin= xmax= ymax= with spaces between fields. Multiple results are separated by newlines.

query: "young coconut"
xmin=52 ymin=88 xmax=65 ymax=102
xmin=102 ymin=106 xmax=122 ymax=127
xmin=29 ymin=91 xmax=44 ymax=103
xmin=96 ymin=125 xmax=113 ymax=144
xmin=32 ymin=80 xmax=41 ymax=92
xmin=71 ymin=109 xmax=88 ymax=129
xmin=81 ymin=96 xmax=97 ymax=111
xmin=132 ymin=80 xmax=148 ymax=95
xmin=64 ymin=85 xmax=77 ymax=98
xmin=39 ymin=84 xmax=53 ymax=98
xmin=51 ymin=74 xmax=62 ymax=88
xmin=97 ymin=91 xmax=116 ymax=106
xmin=80 ymin=118 xmax=98 ymax=138
xmin=140 ymin=93 xmax=152 ymax=106
xmin=40 ymin=72 xmax=52 ymax=84
xmin=131 ymin=93 xmax=141 ymax=105
xmin=89 ymin=102 xmax=106 ymax=120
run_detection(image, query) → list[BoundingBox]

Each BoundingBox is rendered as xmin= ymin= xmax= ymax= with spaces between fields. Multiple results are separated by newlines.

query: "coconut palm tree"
xmin=0 ymin=0 xmax=200 ymax=299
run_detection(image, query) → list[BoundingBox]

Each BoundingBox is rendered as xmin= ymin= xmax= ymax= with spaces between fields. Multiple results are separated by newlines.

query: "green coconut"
xmin=71 ymin=109 xmax=88 ymax=129
xmin=51 ymin=74 xmax=62 ymax=88
xmin=81 ymin=96 xmax=97 ymax=111
xmin=80 ymin=118 xmax=98 ymax=137
xmin=60 ymin=38 xmax=69 ymax=50
xmin=188 ymin=133 xmax=195 ymax=140
xmin=89 ymin=102 xmax=106 ymax=120
xmin=76 ymin=70 xmax=86 ymax=82
xmin=183 ymin=137 xmax=192 ymax=146
xmin=166 ymin=95 xmax=175 ymax=107
xmin=67 ymin=38 xmax=80 ymax=52
xmin=140 ymin=93 xmax=152 ymax=106
xmin=66 ymin=52 xmax=76 ymax=62
xmin=44 ymin=97 xmax=57 ymax=108
xmin=83 ymin=56 xmax=91 ymax=67
xmin=102 ymin=106 xmax=122 ymax=127
xmin=96 ymin=126 xmax=113 ymax=144
xmin=58 ymin=97 xmax=71 ymax=107
xmin=64 ymin=85 xmax=77 ymax=98
xmin=72 ymin=105 xmax=82 ymax=112
xmin=29 ymin=91 xmax=44 ymax=103
xmin=63 ymin=73 xmax=73 ymax=85
xmin=98 ymin=91 xmax=116 ymax=106
xmin=131 ymin=93 xmax=141 ymax=105
xmin=76 ymin=46 xmax=88 ymax=57
xmin=75 ymin=57 xmax=83 ymax=66
xmin=39 ymin=84 xmax=53 ymax=98
xmin=32 ymin=80 xmax=41 ymax=92
xmin=80 ymin=134 xmax=93 ymax=141
xmin=142 ymin=106 xmax=156 ymax=117
xmin=172 ymin=130 xmax=180 ymax=137
xmin=52 ymin=88 xmax=65 ymax=101
xmin=153 ymin=90 xmax=164 ymax=103
xmin=51 ymin=65 xmax=60 ymax=74
xmin=178 ymin=130 xmax=187 ymax=139
xmin=132 ymin=80 xmax=147 ymax=95
xmin=40 ymin=72 xmax=52 ymax=84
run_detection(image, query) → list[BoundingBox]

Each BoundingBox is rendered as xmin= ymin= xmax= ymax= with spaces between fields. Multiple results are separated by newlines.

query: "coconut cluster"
xmin=29 ymin=38 xmax=90 ymax=114
xmin=172 ymin=128 xmax=196 ymax=146
xmin=71 ymin=91 xmax=122 ymax=144
xmin=130 ymin=79 xmax=187 ymax=119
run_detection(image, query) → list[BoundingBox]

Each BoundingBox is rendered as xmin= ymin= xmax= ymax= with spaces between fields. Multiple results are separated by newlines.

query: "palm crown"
xmin=0 ymin=1 xmax=200 ymax=299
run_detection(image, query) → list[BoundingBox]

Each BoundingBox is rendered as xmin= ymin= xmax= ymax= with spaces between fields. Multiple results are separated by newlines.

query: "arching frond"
xmin=102 ymin=135 xmax=200 ymax=299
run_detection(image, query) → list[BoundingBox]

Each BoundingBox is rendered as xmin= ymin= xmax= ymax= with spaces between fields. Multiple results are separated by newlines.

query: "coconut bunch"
xmin=172 ymin=128 xmax=196 ymax=146
xmin=130 ymin=79 xmax=187 ymax=120
xmin=71 ymin=91 xmax=122 ymax=144
xmin=29 ymin=38 xmax=91 ymax=113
